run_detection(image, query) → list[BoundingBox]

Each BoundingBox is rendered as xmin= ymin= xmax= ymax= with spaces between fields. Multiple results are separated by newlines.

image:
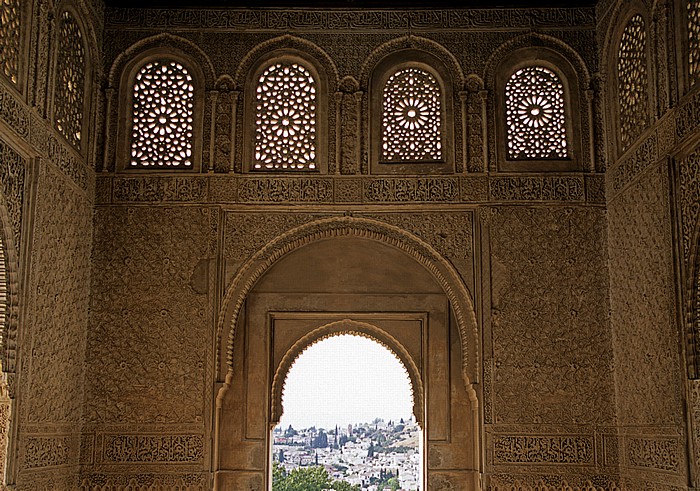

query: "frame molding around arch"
xmin=215 ymin=215 xmax=479 ymax=387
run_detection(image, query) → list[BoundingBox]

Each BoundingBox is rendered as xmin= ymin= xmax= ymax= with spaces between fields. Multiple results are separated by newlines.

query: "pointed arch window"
xmin=54 ymin=11 xmax=86 ymax=150
xmin=381 ymin=67 xmax=442 ymax=162
xmin=0 ymin=0 xmax=20 ymax=85
xmin=689 ymin=0 xmax=700 ymax=86
xmin=129 ymin=60 xmax=195 ymax=168
xmin=617 ymin=14 xmax=649 ymax=151
xmin=505 ymin=66 xmax=568 ymax=160
xmin=253 ymin=62 xmax=318 ymax=171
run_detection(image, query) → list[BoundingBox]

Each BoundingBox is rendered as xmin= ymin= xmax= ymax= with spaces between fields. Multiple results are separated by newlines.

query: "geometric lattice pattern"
xmin=505 ymin=67 xmax=568 ymax=159
xmin=54 ymin=11 xmax=85 ymax=150
xmin=254 ymin=63 xmax=317 ymax=170
xmin=690 ymin=0 xmax=700 ymax=85
xmin=0 ymin=0 xmax=20 ymax=84
xmin=130 ymin=61 xmax=194 ymax=168
xmin=381 ymin=68 xmax=442 ymax=162
xmin=617 ymin=14 xmax=649 ymax=150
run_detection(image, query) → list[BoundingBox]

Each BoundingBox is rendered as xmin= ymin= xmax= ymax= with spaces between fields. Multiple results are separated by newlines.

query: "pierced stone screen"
xmin=54 ymin=11 xmax=85 ymax=150
xmin=382 ymin=68 xmax=442 ymax=162
xmin=0 ymin=0 xmax=20 ymax=84
xmin=617 ymin=14 xmax=649 ymax=150
xmin=505 ymin=66 xmax=568 ymax=160
xmin=690 ymin=0 xmax=700 ymax=84
xmin=130 ymin=61 xmax=194 ymax=168
xmin=254 ymin=63 xmax=317 ymax=170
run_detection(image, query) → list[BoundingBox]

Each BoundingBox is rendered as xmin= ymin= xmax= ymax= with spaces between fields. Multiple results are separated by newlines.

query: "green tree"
xmin=272 ymin=464 xmax=359 ymax=491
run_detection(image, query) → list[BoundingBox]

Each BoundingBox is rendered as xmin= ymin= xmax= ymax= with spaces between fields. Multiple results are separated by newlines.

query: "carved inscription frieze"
xmin=493 ymin=435 xmax=594 ymax=465
xmin=0 ymin=137 xmax=25 ymax=248
xmin=103 ymin=434 xmax=204 ymax=463
xmin=238 ymin=177 xmax=333 ymax=203
xmin=112 ymin=177 xmax=208 ymax=203
xmin=489 ymin=176 xmax=584 ymax=201
xmin=79 ymin=473 xmax=207 ymax=490
xmin=364 ymin=177 xmax=459 ymax=202
xmin=626 ymin=437 xmax=680 ymax=473
xmin=98 ymin=175 xmax=604 ymax=204
xmin=486 ymin=476 xmax=620 ymax=491
xmin=23 ymin=435 xmax=77 ymax=468
xmin=105 ymin=8 xmax=595 ymax=30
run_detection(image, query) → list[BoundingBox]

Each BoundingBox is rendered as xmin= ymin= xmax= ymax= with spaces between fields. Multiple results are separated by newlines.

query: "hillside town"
xmin=272 ymin=419 xmax=421 ymax=491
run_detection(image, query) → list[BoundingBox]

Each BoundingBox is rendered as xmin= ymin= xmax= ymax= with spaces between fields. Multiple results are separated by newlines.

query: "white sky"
xmin=278 ymin=334 xmax=414 ymax=431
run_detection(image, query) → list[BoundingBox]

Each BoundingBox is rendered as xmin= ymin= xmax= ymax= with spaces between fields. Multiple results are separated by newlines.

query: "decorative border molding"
xmin=217 ymin=215 xmax=479 ymax=383
xmin=105 ymin=8 xmax=596 ymax=31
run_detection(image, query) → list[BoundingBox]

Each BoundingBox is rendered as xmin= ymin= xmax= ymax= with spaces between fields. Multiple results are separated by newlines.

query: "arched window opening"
xmin=0 ymin=0 xmax=20 ymax=85
xmin=54 ymin=11 xmax=85 ymax=150
xmin=254 ymin=62 xmax=317 ymax=170
xmin=617 ymin=14 xmax=649 ymax=151
xmin=272 ymin=334 xmax=422 ymax=491
xmin=504 ymin=66 xmax=568 ymax=160
xmin=689 ymin=0 xmax=700 ymax=86
xmin=381 ymin=67 xmax=442 ymax=163
xmin=129 ymin=60 xmax=195 ymax=168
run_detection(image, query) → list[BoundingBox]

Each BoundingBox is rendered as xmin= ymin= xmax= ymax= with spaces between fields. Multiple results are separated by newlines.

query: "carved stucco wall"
xmin=484 ymin=205 xmax=617 ymax=489
xmin=16 ymin=161 xmax=93 ymax=489
xmin=607 ymin=149 xmax=686 ymax=491
xmin=82 ymin=205 xmax=215 ymax=488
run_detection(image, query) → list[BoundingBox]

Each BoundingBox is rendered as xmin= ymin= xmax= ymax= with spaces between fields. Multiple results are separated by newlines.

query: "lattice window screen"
xmin=254 ymin=63 xmax=317 ymax=170
xmin=54 ymin=11 xmax=85 ymax=150
xmin=130 ymin=61 xmax=195 ymax=168
xmin=689 ymin=0 xmax=700 ymax=85
xmin=0 ymin=0 xmax=20 ymax=84
xmin=505 ymin=66 xmax=568 ymax=159
xmin=617 ymin=14 xmax=649 ymax=150
xmin=381 ymin=68 xmax=442 ymax=162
